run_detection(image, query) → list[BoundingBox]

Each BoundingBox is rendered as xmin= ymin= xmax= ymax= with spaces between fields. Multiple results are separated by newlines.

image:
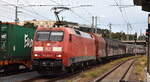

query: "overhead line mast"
xmin=15 ymin=6 xmax=19 ymax=23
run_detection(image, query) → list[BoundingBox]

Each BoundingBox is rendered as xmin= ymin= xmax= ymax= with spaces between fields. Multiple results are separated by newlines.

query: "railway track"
xmin=22 ymin=68 xmax=86 ymax=82
xmin=0 ymin=68 xmax=82 ymax=82
xmin=93 ymin=58 xmax=136 ymax=82
xmin=0 ymin=71 xmax=40 ymax=82
xmin=0 ymin=69 xmax=31 ymax=77
xmin=0 ymin=56 xmax=136 ymax=82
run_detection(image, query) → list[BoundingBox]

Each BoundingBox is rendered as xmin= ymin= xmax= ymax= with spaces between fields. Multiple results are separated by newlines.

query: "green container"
xmin=0 ymin=23 xmax=35 ymax=60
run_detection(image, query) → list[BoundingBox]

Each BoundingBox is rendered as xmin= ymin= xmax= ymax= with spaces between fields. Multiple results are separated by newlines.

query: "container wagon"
xmin=0 ymin=22 xmax=35 ymax=72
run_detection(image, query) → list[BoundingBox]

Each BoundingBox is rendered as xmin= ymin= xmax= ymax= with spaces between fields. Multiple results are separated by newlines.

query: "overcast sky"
xmin=0 ymin=0 xmax=148 ymax=35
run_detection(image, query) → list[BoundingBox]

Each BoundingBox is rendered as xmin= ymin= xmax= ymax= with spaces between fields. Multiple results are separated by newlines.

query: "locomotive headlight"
xmin=34 ymin=54 xmax=40 ymax=57
xmin=56 ymin=54 xmax=62 ymax=57
xmin=34 ymin=47 xmax=43 ymax=51
xmin=52 ymin=47 xmax=62 ymax=52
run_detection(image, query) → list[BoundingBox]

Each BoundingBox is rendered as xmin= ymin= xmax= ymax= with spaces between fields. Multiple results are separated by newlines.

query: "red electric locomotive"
xmin=32 ymin=27 xmax=96 ymax=74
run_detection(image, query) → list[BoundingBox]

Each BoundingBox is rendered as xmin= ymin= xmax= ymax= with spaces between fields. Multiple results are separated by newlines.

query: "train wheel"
xmin=69 ymin=65 xmax=74 ymax=73
xmin=62 ymin=65 xmax=66 ymax=72
xmin=0 ymin=66 xmax=4 ymax=73
xmin=86 ymin=62 xmax=89 ymax=66
xmin=66 ymin=65 xmax=74 ymax=73
xmin=82 ymin=62 xmax=86 ymax=71
xmin=3 ymin=66 xmax=9 ymax=74
xmin=70 ymin=66 xmax=74 ymax=72
xmin=96 ymin=58 xmax=102 ymax=64
xmin=3 ymin=64 xmax=19 ymax=74
xmin=0 ymin=66 xmax=2 ymax=70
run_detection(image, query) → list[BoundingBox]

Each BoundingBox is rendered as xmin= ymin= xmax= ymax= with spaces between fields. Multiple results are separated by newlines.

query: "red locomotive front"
xmin=32 ymin=27 xmax=96 ymax=74
xmin=32 ymin=27 xmax=67 ymax=74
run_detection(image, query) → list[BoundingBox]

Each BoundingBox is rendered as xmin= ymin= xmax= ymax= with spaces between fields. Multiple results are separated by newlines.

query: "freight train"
xmin=32 ymin=26 xmax=145 ymax=75
xmin=0 ymin=22 xmax=35 ymax=72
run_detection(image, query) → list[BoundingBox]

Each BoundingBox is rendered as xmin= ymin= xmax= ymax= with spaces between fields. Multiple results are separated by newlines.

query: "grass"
xmin=134 ymin=55 xmax=147 ymax=81
xmin=64 ymin=56 xmax=138 ymax=82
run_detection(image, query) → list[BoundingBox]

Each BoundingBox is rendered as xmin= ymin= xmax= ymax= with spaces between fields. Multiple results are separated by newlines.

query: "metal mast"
xmin=15 ymin=0 xmax=19 ymax=23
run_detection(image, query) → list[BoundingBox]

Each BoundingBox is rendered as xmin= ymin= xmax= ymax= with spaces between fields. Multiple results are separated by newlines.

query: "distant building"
xmin=18 ymin=20 xmax=56 ymax=28
xmin=7 ymin=20 xmax=92 ymax=31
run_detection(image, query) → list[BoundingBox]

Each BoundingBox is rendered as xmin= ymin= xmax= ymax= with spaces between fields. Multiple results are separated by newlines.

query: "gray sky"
xmin=0 ymin=0 xmax=148 ymax=35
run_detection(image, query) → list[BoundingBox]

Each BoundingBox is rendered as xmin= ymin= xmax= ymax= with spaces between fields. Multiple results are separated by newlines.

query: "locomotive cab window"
xmin=36 ymin=31 xmax=50 ymax=41
xmin=36 ymin=31 xmax=64 ymax=41
xmin=50 ymin=31 xmax=64 ymax=41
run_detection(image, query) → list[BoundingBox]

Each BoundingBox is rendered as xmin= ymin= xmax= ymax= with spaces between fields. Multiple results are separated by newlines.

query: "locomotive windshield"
xmin=36 ymin=31 xmax=64 ymax=41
